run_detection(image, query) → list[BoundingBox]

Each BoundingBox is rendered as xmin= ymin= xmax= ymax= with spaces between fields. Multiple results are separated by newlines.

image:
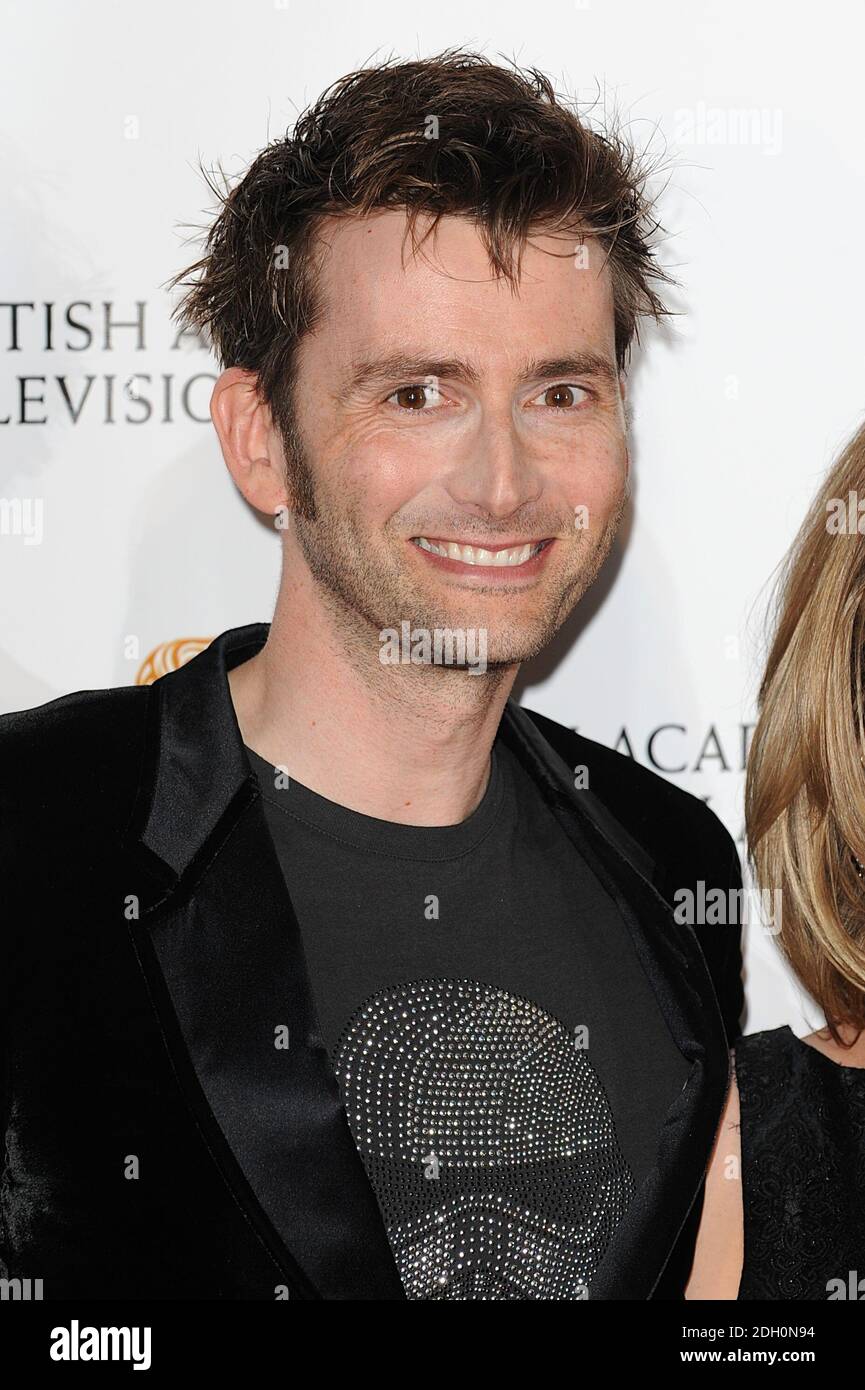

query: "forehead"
xmin=308 ymin=209 xmax=616 ymax=362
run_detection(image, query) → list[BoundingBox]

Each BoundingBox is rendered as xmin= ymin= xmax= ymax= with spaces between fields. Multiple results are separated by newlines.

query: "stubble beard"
xmin=284 ymin=428 xmax=627 ymax=671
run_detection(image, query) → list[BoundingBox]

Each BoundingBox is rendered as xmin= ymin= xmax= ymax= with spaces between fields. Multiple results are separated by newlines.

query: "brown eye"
xmin=545 ymin=385 xmax=576 ymax=408
xmin=528 ymin=383 xmax=589 ymax=411
xmin=392 ymin=385 xmax=429 ymax=410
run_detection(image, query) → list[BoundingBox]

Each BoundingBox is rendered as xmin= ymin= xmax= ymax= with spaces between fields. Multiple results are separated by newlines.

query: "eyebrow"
xmin=346 ymin=351 xmax=619 ymax=394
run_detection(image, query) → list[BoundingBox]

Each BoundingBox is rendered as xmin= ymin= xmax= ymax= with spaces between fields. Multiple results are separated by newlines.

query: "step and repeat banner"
xmin=3 ymin=0 xmax=864 ymax=1036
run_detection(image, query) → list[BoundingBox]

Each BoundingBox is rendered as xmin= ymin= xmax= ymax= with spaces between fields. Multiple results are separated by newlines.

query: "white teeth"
xmin=413 ymin=537 xmax=541 ymax=567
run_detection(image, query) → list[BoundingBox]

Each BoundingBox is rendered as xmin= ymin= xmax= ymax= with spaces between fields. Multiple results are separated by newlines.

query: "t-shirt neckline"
xmin=245 ymin=739 xmax=507 ymax=862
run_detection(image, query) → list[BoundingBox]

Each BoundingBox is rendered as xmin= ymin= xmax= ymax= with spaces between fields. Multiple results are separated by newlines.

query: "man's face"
xmin=285 ymin=210 xmax=629 ymax=668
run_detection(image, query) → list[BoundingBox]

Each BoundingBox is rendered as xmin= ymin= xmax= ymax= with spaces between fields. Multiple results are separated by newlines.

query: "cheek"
xmin=326 ymin=436 xmax=426 ymax=528
xmin=556 ymin=429 xmax=628 ymax=515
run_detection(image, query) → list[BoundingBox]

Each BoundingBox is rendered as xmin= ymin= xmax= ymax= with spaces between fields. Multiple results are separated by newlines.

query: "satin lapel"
xmin=123 ymin=623 xmax=406 ymax=1300
xmin=500 ymin=700 xmax=732 ymax=1299
xmin=123 ymin=622 xmax=728 ymax=1300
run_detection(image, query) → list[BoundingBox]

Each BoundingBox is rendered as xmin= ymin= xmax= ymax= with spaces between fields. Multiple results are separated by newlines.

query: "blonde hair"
xmin=746 ymin=421 xmax=865 ymax=1043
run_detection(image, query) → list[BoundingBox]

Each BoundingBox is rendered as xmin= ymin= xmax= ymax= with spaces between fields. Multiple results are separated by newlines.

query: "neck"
xmin=228 ymin=565 xmax=518 ymax=826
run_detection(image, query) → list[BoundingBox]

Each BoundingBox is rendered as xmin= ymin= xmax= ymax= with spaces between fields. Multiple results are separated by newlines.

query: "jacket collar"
xmin=131 ymin=620 xmax=657 ymax=890
xmin=130 ymin=623 xmax=270 ymax=884
xmin=124 ymin=621 xmax=729 ymax=1300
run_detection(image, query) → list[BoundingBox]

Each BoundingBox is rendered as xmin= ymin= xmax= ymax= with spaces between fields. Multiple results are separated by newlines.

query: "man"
xmin=0 ymin=51 xmax=743 ymax=1300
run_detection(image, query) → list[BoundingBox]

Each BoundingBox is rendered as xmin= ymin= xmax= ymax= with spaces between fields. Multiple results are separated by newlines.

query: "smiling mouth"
xmin=411 ymin=537 xmax=551 ymax=567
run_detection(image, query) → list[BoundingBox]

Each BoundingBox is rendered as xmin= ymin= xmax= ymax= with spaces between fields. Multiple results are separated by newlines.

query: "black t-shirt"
xmin=245 ymin=736 xmax=688 ymax=1300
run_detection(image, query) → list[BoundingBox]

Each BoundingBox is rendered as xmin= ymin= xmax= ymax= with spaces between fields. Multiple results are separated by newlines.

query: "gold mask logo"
xmin=135 ymin=637 xmax=213 ymax=686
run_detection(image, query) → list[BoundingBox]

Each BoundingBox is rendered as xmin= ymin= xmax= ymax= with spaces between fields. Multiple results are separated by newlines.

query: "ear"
xmin=210 ymin=367 xmax=288 ymax=515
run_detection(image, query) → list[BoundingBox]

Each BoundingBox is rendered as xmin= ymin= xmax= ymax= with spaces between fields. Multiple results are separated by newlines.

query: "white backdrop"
xmin=4 ymin=0 xmax=864 ymax=1037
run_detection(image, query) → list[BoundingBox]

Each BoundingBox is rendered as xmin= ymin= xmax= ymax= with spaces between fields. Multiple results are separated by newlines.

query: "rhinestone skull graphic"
xmin=332 ymin=979 xmax=634 ymax=1299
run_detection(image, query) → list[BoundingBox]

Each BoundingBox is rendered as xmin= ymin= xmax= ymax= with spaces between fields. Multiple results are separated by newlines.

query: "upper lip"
xmin=411 ymin=536 xmax=551 ymax=549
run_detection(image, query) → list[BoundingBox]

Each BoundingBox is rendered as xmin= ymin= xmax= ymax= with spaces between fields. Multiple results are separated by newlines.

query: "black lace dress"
xmin=734 ymin=1024 xmax=865 ymax=1299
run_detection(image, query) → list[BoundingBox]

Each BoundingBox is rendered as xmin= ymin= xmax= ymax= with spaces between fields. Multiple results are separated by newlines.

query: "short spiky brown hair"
xmin=168 ymin=48 xmax=672 ymax=447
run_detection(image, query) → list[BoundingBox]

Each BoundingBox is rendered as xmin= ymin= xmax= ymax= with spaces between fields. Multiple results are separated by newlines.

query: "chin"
xmin=466 ymin=618 xmax=559 ymax=667
xmin=481 ymin=637 xmax=553 ymax=667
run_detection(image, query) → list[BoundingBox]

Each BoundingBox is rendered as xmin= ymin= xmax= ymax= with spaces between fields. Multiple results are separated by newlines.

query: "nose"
xmin=444 ymin=410 xmax=542 ymax=521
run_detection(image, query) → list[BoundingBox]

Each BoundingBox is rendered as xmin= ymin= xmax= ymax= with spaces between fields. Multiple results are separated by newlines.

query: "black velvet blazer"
xmin=0 ymin=622 xmax=743 ymax=1300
